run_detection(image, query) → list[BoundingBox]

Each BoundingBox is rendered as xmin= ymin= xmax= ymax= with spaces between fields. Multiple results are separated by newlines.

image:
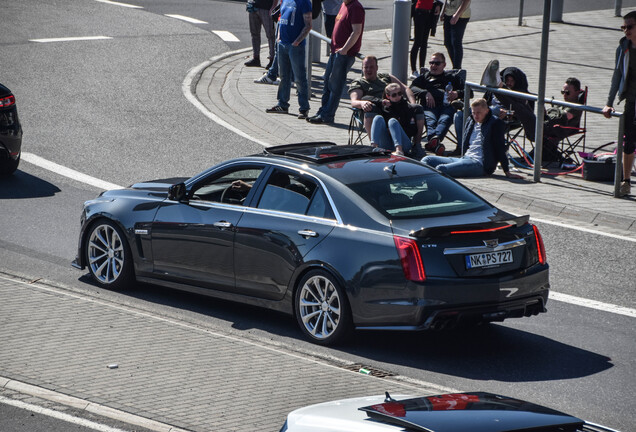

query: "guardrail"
xmin=462 ymin=82 xmax=626 ymax=198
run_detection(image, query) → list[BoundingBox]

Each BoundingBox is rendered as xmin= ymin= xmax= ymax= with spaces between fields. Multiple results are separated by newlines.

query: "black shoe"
xmin=244 ymin=58 xmax=261 ymax=67
xmin=264 ymin=60 xmax=273 ymax=70
xmin=298 ymin=110 xmax=309 ymax=120
xmin=307 ymin=116 xmax=327 ymax=124
xmin=265 ymin=105 xmax=288 ymax=114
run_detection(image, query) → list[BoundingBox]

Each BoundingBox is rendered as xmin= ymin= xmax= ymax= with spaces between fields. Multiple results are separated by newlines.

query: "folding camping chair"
xmin=347 ymin=108 xmax=368 ymax=145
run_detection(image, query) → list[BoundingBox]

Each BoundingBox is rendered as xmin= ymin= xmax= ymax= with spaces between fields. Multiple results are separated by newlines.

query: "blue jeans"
xmin=371 ymin=117 xmax=412 ymax=153
xmin=443 ymin=17 xmax=469 ymax=69
xmin=421 ymin=155 xmax=486 ymax=177
xmin=276 ymin=42 xmax=309 ymax=112
xmin=317 ymin=52 xmax=355 ymax=122
xmin=424 ymin=104 xmax=456 ymax=140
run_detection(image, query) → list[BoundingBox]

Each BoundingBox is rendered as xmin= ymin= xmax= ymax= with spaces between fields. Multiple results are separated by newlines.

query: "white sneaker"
xmin=409 ymin=70 xmax=420 ymax=80
xmin=619 ymin=180 xmax=631 ymax=197
xmin=480 ymin=60 xmax=501 ymax=87
xmin=254 ymin=74 xmax=275 ymax=84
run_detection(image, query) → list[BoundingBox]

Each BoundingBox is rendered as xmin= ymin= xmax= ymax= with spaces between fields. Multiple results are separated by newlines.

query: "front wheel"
xmin=0 ymin=154 xmax=20 ymax=177
xmin=294 ymin=270 xmax=352 ymax=345
xmin=85 ymin=220 xmax=134 ymax=290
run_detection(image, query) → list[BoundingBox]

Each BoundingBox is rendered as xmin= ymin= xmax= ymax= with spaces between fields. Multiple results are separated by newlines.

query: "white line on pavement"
xmin=530 ymin=216 xmax=636 ymax=243
xmin=94 ymin=0 xmax=143 ymax=8
xmin=21 ymin=152 xmax=123 ymax=191
xmin=165 ymin=14 xmax=207 ymax=24
xmin=0 ymin=395 xmax=130 ymax=432
xmin=29 ymin=36 xmax=113 ymax=43
xmin=550 ymin=291 xmax=636 ymax=318
xmin=212 ymin=30 xmax=240 ymax=42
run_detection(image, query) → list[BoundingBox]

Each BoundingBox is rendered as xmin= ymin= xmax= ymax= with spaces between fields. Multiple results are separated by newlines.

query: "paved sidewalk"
xmin=195 ymin=8 xmax=635 ymax=232
xmin=0 ymin=274 xmax=440 ymax=431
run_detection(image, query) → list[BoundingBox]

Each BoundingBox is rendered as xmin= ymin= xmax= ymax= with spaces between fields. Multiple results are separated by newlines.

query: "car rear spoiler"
xmin=410 ymin=214 xmax=530 ymax=239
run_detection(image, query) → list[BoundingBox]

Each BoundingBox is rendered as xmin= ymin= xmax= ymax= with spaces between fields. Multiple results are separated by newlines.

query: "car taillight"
xmin=0 ymin=95 xmax=15 ymax=108
xmin=394 ymin=236 xmax=426 ymax=282
xmin=532 ymin=225 xmax=547 ymax=264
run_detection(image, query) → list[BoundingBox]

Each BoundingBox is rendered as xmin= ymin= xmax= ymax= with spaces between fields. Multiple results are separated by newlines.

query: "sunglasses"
xmin=388 ymin=91 xmax=403 ymax=97
xmin=561 ymin=90 xmax=570 ymax=95
xmin=429 ymin=61 xmax=443 ymax=66
xmin=621 ymin=24 xmax=635 ymax=31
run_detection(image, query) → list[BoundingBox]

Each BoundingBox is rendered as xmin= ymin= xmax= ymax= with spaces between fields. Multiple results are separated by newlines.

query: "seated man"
xmin=349 ymin=55 xmax=415 ymax=135
xmin=482 ymin=60 xmax=584 ymax=161
xmin=369 ymin=83 xmax=425 ymax=156
xmin=421 ymin=98 xmax=522 ymax=178
xmin=410 ymin=52 xmax=466 ymax=155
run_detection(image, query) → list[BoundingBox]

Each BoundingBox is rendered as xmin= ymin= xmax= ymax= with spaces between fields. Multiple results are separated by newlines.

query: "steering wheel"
xmin=220 ymin=185 xmax=245 ymax=204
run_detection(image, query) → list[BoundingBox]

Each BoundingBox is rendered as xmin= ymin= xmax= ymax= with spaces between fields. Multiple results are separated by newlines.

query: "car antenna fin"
xmin=383 ymin=164 xmax=397 ymax=176
xmin=384 ymin=391 xmax=396 ymax=402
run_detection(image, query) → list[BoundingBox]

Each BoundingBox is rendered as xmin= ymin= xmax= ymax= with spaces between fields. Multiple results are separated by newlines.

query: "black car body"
xmin=0 ymin=83 xmax=22 ymax=177
xmin=73 ymin=143 xmax=549 ymax=344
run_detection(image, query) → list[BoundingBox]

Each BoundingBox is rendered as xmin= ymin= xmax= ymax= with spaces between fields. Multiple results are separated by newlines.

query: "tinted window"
xmin=349 ymin=174 xmax=490 ymax=218
xmin=191 ymin=166 xmax=265 ymax=205
xmin=257 ymin=170 xmax=335 ymax=219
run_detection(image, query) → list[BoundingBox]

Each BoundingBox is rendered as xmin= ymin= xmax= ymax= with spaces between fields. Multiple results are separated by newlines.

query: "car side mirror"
xmin=168 ymin=183 xmax=187 ymax=201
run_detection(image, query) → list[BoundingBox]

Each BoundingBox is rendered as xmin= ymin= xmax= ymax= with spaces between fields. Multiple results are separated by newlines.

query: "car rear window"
xmin=349 ymin=174 xmax=490 ymax=219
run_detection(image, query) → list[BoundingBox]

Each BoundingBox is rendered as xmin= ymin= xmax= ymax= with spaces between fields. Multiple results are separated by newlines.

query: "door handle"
xmin=214 ymin=221 xmax=233 ymax=229
xmin=298 ymin=229 xmax=318 ymax=238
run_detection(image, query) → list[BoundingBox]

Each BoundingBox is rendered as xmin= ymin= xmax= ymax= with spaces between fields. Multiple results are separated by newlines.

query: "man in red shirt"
xmin=307 ymin=0 xmax=365 ymax=124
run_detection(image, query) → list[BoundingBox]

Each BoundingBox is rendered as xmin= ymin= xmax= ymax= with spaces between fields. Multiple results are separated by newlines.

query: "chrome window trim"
xmin=181 ymin=160 xmax=344 ymax=225
xmin=443 ymin=238 xmax=527 ymax=255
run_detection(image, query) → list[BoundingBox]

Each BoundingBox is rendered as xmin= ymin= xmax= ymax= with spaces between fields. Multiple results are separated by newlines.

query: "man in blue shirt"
xmin=265 ymin=0 xmax=313 ymax=119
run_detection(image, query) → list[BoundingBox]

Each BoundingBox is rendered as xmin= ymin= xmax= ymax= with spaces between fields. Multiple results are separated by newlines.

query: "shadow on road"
xmin=0 ymin=170 xmax=60 ymax=199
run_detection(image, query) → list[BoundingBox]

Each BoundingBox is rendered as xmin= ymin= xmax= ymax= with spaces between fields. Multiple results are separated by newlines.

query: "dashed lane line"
xmin=94 ymin=0 xmax=143 ymax=8
xmin=165 ymin=14 xmax=207 ymax=24
xmin=29 ymin=36 xmax=113 ymax=43
xmin=212 ymin=30 xmax=240 ymax=42
xmin=549 ymin=292 xmax=636 ymax=319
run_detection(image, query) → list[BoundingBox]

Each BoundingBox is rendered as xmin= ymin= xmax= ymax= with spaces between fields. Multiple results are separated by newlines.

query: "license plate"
xmin=466 ymin=250 xmax=513 ymax=269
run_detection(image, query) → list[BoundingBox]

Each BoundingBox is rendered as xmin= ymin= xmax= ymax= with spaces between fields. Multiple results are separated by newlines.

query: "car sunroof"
xmin=264 ymin=142 xmax=391 ymax=163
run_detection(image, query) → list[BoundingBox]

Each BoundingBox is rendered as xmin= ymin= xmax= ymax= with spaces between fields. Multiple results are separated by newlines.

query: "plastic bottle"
xmin=443 ymin=82 xmax=453 ymax=105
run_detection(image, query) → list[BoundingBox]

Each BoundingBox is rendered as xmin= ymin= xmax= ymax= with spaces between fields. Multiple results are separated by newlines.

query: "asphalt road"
xmin=1 ymin=0 xmax=635 ymax=431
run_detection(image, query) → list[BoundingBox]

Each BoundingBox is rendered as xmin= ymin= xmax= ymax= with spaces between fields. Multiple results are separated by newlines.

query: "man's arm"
xmin=293 ymin=11 xmax=313 ymax=46
xmin=449 ymin=0 xmax=470 ymax=25
xmin=336 ymin=23 xmax=363 ymax=55
xmin=389 ymin=74 xmax=415 ymax=103
xmin=350 ymin=89 xmax=375 ymax=111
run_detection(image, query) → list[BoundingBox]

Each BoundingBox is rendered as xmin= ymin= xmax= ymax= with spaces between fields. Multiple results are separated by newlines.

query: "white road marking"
xmin=530 ymin=216 xmax=636 ymax=243
xmin=212 ymin=30 xmax=240 ymax=42
xmin=0 ymin=395 xmax=129 ymax=432
xmin=21 ymin=152 xmax=123 ymax=191
xmin=165 ymin=14 xmax=207 ymax=24
xmin=29 ymin=36 xmax=113 ymax=43
xmin=550 ymin=291 xmax=636 ymax=318
xmin=94 ymin=0 xmax=143 ymax=8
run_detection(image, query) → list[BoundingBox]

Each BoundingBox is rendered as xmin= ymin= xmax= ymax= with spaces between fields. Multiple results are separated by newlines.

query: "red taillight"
xmin=451 ymin=224 xmax=512 ymax=235
xmin=532 ymin=225 xmax=547 ymax=264
xmin=394 ymin=236 xmax=426 ymax=282
xmin=0 ymin=95 xmax=15 ymax=108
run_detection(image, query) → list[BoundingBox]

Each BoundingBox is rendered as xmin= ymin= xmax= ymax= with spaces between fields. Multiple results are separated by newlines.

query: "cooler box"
xmin=582 ymin=158 xmax=615 ymax=181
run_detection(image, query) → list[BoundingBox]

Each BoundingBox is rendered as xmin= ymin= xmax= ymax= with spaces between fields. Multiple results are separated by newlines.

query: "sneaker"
xmin=480 ymin=59 xmax=501 ymax=87
xmin=265 ymin=105 xmax=288 ymax=114
xmin=619 ymin=180 xmax=631 ymax=197
xmin=254 ymin=74 xmax=275 ymax=85
xmin=244 ymin=58 xmax=261 ymax=67
xmin=392 ymin=149 xmax=404 ymax=156
xmin=298 ymin=110 xmax=309 ymax=120
xmin=409 ymin=70 xmax=420 ymax=80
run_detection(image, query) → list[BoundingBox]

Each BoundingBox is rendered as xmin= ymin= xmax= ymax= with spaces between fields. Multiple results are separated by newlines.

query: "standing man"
xmin=245 ymin=0 xmax=276 ymax=69
xmin=603 ymin=10 xmax=636 ymax=197
xmin=307 ymin=0 xmax=365 ymax=125
xmin=265 ymin=0 xmax=312 ymax=119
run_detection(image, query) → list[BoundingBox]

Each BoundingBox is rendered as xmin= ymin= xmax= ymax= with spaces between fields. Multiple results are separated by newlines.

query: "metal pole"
xmin=550 ymin=0 xmax=563 ymax=22
xmin=533 ymin=0 xmax=552 ymax=183
xmin=311 ymin=13 xmax=322 ymax=62
xmin=518 ymin=0 xmax=524 ymax=26
xmin=306 ymin=39 xmax=312 ymax=99
xmin=462 ymin=81 xmax=470 ymax=156
xmin=616 ymin=0 xmax=623 ymax=17
xmin=614 ymin=115 xmax=625 ymax=197
xmin=391 ymin=0 xmax=411 ymax=84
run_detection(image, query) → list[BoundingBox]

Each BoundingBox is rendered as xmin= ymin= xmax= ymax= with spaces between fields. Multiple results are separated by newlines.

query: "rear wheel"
xmin=0 ymin=154 xmax=19 ymax=177
xmin=85 ymin=220 xmax=134 ymax=290
xmin=294 ymin=270 xmax=351 ymax=345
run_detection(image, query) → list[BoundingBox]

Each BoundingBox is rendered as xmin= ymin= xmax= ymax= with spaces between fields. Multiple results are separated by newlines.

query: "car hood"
xmin=284 ymin=395 xmax=414 ymax=431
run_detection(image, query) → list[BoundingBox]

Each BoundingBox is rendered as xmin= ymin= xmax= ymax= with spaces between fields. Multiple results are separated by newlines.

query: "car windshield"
xmin=349 ymin=174 xmax=490 ymax=219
